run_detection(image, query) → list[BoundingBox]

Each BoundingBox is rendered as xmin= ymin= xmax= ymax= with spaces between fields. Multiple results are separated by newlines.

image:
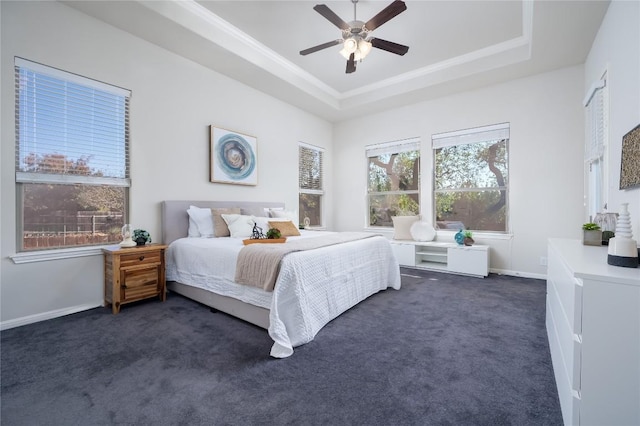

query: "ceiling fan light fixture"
xmin=358 ymin=38 xmax=372 ymax=58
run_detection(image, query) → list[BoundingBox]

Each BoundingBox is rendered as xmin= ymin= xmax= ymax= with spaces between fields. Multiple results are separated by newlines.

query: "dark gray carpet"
xmin=1 ymin=269 xmax=562 ymax=425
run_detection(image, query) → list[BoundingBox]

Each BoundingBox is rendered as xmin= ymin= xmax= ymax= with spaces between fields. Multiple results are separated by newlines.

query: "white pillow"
xmin=270 ymin=209 xmax=298 ymax=225
xmin=410 ymin=221 xmax=436 ymax=242
xmin=253 ymin=216 xmax=271 ymax=233
xmin=187 ymin=206 xmax=214 ymax=238
xmin=221 ymin=214 xmax=255 ymax=238
xmin=391 ymin=215 xmax=420 ymax=240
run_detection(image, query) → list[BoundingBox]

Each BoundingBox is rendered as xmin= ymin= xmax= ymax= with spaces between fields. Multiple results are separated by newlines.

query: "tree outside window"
xmin=367 ymin=140 xmax=420 ymax=227
xmin=434 ymin=137 xmax=508 ymax=232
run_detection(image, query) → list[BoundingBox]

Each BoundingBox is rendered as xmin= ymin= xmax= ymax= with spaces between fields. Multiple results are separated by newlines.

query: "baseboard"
xmin=490 ymin=268 xmax=546 ymax=280
xmin=0 ymin=303 xmax=102 ymax=331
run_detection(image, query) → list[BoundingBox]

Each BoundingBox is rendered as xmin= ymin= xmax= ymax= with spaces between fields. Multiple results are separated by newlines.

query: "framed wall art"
xmin=210 ymin=126 xmax=258 ymax=186
xmin=619 ymin=123 xmax=640 ymax=189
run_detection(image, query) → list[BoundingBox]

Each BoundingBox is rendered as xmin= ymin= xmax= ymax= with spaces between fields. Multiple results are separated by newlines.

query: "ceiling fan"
xmin=300 ymin=0 xmax=409 ymax=74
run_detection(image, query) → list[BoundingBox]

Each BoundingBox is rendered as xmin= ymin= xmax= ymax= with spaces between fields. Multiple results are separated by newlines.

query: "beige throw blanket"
xmin=235 ymin=232 xmax=378 ymax=291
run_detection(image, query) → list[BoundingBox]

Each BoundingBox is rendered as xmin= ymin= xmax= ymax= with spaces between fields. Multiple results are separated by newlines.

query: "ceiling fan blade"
xmin=346 ymin=53 xmax=356 ymax=74
xmin=371 ymin=38 xmax=409 ymax=56
xmin=300 ymin=40 xmax=342 ymax=56
xmin=365 ymin=0 xmax=407 ymax=31
xmin=313 ymin=4 xmax=350 ymax=31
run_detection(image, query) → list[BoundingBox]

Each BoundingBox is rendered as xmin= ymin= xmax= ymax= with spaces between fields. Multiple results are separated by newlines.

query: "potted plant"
xmin=133 ymin=229 xmax=152 ymax=246
xmin=582 ymin=223 xmax=602 ymax=246
xmin=463 ymin=230 xmax=474 ymax=246
xmin=266 ymin=228 xmax=282 ymax=239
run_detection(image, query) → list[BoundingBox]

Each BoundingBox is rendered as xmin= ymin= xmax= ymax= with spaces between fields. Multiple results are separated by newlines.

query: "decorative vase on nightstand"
xmin=119 ymin=224 xmax=136 ymax=247
xmin=607 ymin=203 xmax=639 ymax=268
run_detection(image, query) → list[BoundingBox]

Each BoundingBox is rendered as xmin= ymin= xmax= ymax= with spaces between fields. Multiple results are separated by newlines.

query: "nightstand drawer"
xmin=120 ymin=251 xmax=161 ymax=268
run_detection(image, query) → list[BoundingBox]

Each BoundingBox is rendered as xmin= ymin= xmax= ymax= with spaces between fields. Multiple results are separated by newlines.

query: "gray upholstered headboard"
xmin=161 ymin=200 xmax=286 ymax=245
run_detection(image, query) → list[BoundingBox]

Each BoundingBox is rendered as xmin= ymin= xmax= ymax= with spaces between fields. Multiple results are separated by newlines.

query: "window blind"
xmin=584 ymin=78 xmax=606 ymax=164
xmin=299 ymin=143 xmax=323 ymax=191
xmin=365 ymin=137 xmax=420 ymax=157
xmin=15 ymin=58 xmax=131 ymax=186
xmin=432 ymin=123 xmax=509 ymax=149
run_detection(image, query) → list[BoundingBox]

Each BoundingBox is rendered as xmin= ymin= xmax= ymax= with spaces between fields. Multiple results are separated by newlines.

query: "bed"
xmin=162 ymin=200 xmax=401 ymax=358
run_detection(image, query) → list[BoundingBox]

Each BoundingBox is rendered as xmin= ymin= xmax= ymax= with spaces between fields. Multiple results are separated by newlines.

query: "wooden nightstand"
xmin=103 ymin=244 xmax=168 ymax=314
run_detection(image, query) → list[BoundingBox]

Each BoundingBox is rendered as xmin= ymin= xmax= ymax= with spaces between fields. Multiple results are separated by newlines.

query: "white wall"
xmin=0 ymin=1 xmax=332 ymax=327
xmin=333 ymin=66 xmax=586 ymax=277
xmin=585 ymin=0 xmax=640 ymax=238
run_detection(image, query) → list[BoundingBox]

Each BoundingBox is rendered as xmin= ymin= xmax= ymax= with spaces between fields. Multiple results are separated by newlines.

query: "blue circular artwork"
xmin=454 ymin=230 xmax=464 ymax=245
xmin=216 ymin=133 xmax=255 ymax=180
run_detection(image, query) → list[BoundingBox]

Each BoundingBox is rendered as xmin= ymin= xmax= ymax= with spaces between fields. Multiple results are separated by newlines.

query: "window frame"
xmin=14 ymin=57 xmax=131 ymax=254
xmin=298 ymin=142 xmax=324 ymax=228
xmin=432 ymin=123 xmax=510 ymax=233
xmin=366 ymin=138 xmax=421 ymax=228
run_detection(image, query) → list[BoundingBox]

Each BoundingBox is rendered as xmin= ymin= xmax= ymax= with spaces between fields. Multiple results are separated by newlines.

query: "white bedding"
xmin=166 ymin=230 xmax=401 ymax=357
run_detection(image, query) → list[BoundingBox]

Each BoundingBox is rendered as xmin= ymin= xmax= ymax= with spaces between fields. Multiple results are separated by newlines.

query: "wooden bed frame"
xmin=161 ymin=200 xmax=286 ymax=329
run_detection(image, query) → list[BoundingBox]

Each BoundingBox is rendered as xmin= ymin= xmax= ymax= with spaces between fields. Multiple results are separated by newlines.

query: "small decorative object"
xmin=410 ymin=221 xmax=436 ymax=242
xmin=133 ymin=229 xmax=151 ymax=246
xmin=266 ymin=227 xmax=282 ymax=239
xmin=594 ymin=211 xmax=618 ymax=245
xmin=463 ymin=230 xmax=474 ymax=246
xmin=120 ymin=224 xmax=136 ymax=247
xmin=454 ymin=229 xmax=464 ymax=245
xmin=210 ymin=126 xmax=258 ymax=186
xmin=619 ymin=124 xmax=640 ymax=189
xmin=607 ymin=203 xmax=639 ymax=268
xmin=251 ymin=223 xmax=265 ymax=240
xmin=582 ymin=223 xmax=602 ymax=246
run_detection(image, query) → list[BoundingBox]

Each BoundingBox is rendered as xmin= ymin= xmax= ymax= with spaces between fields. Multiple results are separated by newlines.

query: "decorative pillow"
xmin=187 ymin=206 xmax=214 ymax=238
xmin=270 ymin=208 xmax=298 ymax=225
xmin=221 ymin=214 xmax=255 ymax=238
xmin=410 ymin=221 xmax=436 ymax=242
xmin=268 ymin=220 xmax=300 ymax=237
xmin=391 ymin=215 xmax=420 ymax=240
xmin=211 ymin=207 xmax=241 ymax=237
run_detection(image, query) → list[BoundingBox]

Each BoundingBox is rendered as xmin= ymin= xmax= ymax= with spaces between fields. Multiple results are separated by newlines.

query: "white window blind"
xmin=366 ymin=138 xmax=420 ymax=157
xmin=298 ymin=143 xmax=324 ymax=192
xmin=432 ymin=123 xmax=510 ymax=149
xmin=584 ymin=79 xmax=606 ymax=164
xmin=15 ymin=57 xmax=131 ymax=187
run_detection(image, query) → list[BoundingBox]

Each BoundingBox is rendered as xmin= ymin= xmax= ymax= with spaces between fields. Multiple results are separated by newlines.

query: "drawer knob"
xmin=139 ymin=256 xmax=145 ymax=261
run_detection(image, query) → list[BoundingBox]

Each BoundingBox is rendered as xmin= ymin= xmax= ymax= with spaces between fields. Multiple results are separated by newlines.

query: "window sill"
xmin=10 ymin=245 xmax=113 ymax=264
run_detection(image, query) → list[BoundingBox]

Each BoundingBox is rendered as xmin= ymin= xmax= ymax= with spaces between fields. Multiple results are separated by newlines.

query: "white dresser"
xmin=390 ymin=241 xmax=489 ymax=277
xmin=546 ymin=238 xmax=640 ymax=425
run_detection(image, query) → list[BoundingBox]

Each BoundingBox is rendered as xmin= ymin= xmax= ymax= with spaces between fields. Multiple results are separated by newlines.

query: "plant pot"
xmin=135 ymin=239 xmax=147 ymax=246
xmin=583 ymin=230 xmax=602 ymax=246
xmin=463 ymin=237 xmax=474 ymax=246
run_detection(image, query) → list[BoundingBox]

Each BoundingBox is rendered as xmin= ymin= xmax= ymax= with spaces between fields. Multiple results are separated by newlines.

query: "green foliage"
xmin=266 ymin=228 xmax=281 ymax=239
xmin=582 ymin=223 xmax=601 ymax=231
xmin=463 ymin=230 xmax=473 ymax=238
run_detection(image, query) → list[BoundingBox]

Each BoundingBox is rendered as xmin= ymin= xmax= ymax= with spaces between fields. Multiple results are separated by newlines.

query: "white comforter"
xmin=166 ymin=231 xmax=401 ymax=357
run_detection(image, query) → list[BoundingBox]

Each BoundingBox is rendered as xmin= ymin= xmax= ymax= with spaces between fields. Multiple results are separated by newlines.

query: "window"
xmin=15 ymin=58 xmax=130 ymax=251
xmin=367 ymin=138 xmax=420 ymax=227
xmin=584 ymin=73 xmax=608 ymax=220
xmin=298 ymin=143 xmax=324 ymax=227
xmin=432 ymin=123 xmax=509 ymax=232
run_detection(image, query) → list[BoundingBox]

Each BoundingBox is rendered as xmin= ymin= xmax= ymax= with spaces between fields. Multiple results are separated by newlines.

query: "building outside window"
xmin=432 ymin=123 xmax=509 ymax=232
xmin=366 ymin=138 xmax=420 ymax=227
xmin=298 ymin=143 xmax=324 ymax=228
xmin=15 ymin=58 xmax=131 ymax=251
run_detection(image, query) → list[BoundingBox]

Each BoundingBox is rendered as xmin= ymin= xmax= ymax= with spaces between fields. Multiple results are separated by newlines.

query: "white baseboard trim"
xmin=0 ymin=303 xmax=102 ymax=331
xmin=490 ymin=268 xmax=546 ymax=280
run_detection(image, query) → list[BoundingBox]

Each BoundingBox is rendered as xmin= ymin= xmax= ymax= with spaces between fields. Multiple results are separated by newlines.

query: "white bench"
xmin=389 ymin=240 xmax=489 ymax=277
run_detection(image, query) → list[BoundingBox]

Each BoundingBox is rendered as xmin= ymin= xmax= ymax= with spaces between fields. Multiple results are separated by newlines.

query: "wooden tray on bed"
xmin=242 ymin=238 xmax=287 ymax=245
